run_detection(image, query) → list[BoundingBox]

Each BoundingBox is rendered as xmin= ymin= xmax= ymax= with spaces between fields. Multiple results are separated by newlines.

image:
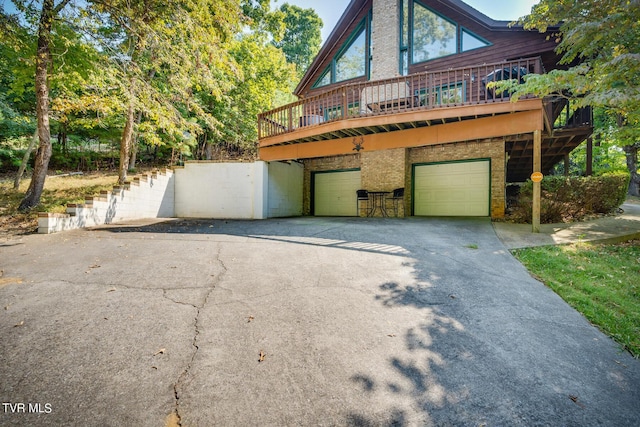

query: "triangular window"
xmin=313 ymin=68 xmax=331 ymax=88
xmin=312 ymin=15 xmax=371 ymax=88
xmin=461 ymin=29 xmax=490 ymax=52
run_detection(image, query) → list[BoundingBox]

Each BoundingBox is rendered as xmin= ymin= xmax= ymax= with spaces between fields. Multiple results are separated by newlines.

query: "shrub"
xmin=510 ymin=173 xmax=630 ymax=223
xmin=0 ymin=147 xmax=25 ymax=172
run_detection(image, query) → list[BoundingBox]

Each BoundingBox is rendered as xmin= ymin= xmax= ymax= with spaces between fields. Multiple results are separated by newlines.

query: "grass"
xmin=0 ymin=171 xmax=118 ymax=234
xmin=512 ymin=240 xmax=640 ymax=358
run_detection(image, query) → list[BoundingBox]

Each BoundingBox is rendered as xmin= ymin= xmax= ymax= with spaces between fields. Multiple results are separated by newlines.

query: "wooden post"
xmin=564 ymin=154 xmax=570 ymax=176
xmin=586 ymin=136 xmax=593 ymax=176
xmin=532 ymin=129 xmax=541 ymax=233
xmin=342 ymin=87 xmax=348 ymax=119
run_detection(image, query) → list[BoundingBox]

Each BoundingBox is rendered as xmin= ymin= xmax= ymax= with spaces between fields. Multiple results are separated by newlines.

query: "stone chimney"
xmin=370 ymin=0 xmax=400 ymax=80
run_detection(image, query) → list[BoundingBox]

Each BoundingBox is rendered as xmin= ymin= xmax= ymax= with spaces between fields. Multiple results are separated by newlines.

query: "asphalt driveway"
xmin=1 ymin=217 xmax=639 ymax=426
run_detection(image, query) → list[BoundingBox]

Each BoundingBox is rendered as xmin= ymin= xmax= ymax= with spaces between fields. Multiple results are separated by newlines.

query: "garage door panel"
xmin=414 ymin=160 xmax=489 ymax=217
xmin=314 ymin=170 xmax=361 ymax=216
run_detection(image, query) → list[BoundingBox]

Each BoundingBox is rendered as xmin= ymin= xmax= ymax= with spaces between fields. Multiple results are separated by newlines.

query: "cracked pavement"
xmin=1 ymin=217 xmax=640 ymax=426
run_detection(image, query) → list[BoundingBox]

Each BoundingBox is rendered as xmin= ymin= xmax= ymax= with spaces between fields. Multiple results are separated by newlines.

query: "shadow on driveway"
xmin=1 ymin=217 xmax=639 ymax=426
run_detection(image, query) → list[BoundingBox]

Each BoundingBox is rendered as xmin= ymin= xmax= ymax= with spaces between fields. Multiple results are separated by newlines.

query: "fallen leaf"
xmin=569 ymin=395 xmax=585 ymax=408
xmin=89 ymin=264 xmax=100 ymax=269
xmin=107 ymin=288 xmax=116 ymax=293
xmin=0 ymin=277 xmax=23 ymax=287
xmin=247 ymin=315 xmax=255 ymax=323
xmin=154 ymin=348 xmax=166 ymax=356
xmin=259 ymin=350 xmax=266 ymax=362
xmin=14 ymin=320 xmax=24 ymax=327
xmin=387 ymin=334 xmax=396 ymax=337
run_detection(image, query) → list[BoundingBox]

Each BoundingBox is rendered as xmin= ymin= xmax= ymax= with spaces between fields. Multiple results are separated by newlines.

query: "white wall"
xmin=38 ymin=161 xmax=304 ymax=234
xmin=174 ymin=160 xmax=303 ymax=219
xmin=267 ymin=161 xmax=303 ymax=217
xmin=175 ymin=161 xmax=269 ymax=219
xmin=38 ymin=170 xmax=175 ymax=234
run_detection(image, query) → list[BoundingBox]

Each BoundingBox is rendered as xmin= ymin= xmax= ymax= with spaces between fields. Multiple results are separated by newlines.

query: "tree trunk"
xmin=118 ymin=98 xmax=135 ymax=184
xmin=623 ymin=143 xmax=640 ymax=197
xmin=58 ymin=122 xmax=67 ymax=154
xmin=18 ymin=0 xmax=54 ymax=211
xmin=13 ymin=129 xmax=39 ymax=190
xmin=128 ymin=111 xmax=142 ymax=170
xmin=128 ymin=136 xmax=138 ymax=170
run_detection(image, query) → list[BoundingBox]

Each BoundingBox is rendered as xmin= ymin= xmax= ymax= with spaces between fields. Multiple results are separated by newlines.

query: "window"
xmin=412 ymin=2 xmax=456 ymax=63
xmin=399 ymin=0 xmax=492 ymax=74
xmin=322 ymin=102 xmax=360 ymax=121
xmin=316 ymin=69 xmax=331 ymax=87
xmin=462 ymin=29 xmax=490 ymax=52
xmin=417 ymin=82 xmax=466 ymax=106
xmin=336 ymin=29 xmax=366 ymax=82
xmin=436 ymin=82 xmax=465 ymax=105
xmin=313 ymin=15 xmax=372 ymax=88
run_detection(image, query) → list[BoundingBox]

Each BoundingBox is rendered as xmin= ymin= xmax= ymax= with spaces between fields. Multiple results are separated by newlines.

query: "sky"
xmin=272 ymin=0 xmax=540 ymax=44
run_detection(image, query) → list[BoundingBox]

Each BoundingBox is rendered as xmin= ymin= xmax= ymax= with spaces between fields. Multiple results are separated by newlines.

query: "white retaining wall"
xmin=267 ymin=161 xmax=304 ymax=217
xmin=174 ymin=160 xmax=303 ymax=219
xmin=37 ymin=161 xmax=303 ymax=233
xmin=38 ymin=169 xmax=175 ymax=234
xmin=175 ymin=161 xmax=268 ymax=219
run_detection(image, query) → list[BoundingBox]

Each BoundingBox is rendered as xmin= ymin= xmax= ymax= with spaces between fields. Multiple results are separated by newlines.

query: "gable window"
xmin=399 ymin=0 xmax=491 ymax=74
xmin=336 ymin=29 xmax=367 ymax=82
xmin=461 ymin=29 xmax=490 ymax=52
xmin=412 ymin=2 xmax=457 ymax=63
xmin=313 ymin=14 xmax=372 ymax=88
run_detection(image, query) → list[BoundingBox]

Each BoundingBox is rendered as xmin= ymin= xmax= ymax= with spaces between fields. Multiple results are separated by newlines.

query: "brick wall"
xmin=361 ymin=148 xmax=407 ymax=217
xmin=371 ymin=0 xmax=399 ymax=80
xmin=407 ymin=139 xmax=506 ymax=218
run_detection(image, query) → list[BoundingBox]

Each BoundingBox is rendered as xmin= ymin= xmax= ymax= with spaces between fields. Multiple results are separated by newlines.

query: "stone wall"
xmin=371 ymin=0 xmax=400 ymax=80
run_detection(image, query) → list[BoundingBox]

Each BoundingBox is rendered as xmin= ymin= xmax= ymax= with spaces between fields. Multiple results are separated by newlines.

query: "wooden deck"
xmin=258 ymin=56 xmax=592 ymax=182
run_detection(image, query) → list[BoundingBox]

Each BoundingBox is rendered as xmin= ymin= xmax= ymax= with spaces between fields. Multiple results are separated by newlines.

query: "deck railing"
xmin=258 ymin=57 xmax=544 ymax=140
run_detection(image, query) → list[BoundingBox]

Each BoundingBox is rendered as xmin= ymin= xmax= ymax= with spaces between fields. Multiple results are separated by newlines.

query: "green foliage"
xmin=511 ymin=0 xmax=640 ymax=140
xmin=271 ymin=3 xmax=323 ymax=77
xmin=0 ymin=95 xmax=36 ymax=141
xmin=0 ymin=0 xmax=305 ymax=171
xmin=511 ymin=173 xmax=630 ymax=223
xmin=0 ymin=147 xmax=25 ymax=171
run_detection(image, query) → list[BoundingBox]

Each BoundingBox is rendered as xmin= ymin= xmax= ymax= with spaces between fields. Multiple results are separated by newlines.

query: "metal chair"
xmin=356 ymin=189 xmax=371 ymax=217
xmin=388 ymin=188 xmax=404 ymax=217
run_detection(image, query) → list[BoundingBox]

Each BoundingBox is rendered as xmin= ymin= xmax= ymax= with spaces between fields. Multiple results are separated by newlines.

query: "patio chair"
xmin=387 ymin=188 xmax=404 ymax=217
xmin=356 ymin=189 xmax=372 ymax=217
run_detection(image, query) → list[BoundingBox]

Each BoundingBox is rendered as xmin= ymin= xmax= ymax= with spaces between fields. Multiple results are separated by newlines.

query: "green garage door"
xmin=413 ymin=160 xmax=490 ymax=216
xmin=313 ymin=170 xmax=361 ymax=216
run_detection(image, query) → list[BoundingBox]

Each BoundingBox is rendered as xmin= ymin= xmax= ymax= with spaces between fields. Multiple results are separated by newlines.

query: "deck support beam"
xmin=533 ymin=129 xmax=541 ymax=233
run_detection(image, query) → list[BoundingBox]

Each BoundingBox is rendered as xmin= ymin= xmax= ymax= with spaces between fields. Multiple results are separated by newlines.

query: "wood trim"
xmin=259 ymin=109 xmax=543 ymax=161
xmin=259 ymin=98 xmax=544 ymax=148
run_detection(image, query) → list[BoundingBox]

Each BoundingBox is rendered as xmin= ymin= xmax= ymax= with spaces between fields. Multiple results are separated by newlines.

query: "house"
xmin=257 ymin=0 xmax=593 ymax=219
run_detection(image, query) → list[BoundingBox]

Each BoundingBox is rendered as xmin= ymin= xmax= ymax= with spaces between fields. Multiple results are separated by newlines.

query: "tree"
xmin=16 ymin=0 xmax=73 ymax=211
xmin=271 ymin=3 xmax=322 ymax=77
xmin=83 ymin=0 xmax=245 ymax=183
xmin=198 ymin=32 xmax=295 ymax=159
xmin=506 ymin=0 xmax=640 ymax=195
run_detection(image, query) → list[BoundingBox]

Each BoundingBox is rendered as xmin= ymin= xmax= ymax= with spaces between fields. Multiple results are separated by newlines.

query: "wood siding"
xmin=297 ymin=0 xmax=561 ymax=97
